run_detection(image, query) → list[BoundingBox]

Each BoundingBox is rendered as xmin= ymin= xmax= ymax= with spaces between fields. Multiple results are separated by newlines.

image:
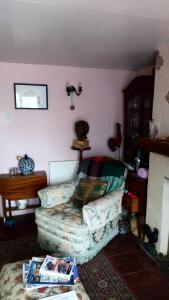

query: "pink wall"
xmin=0 ymin=62 xmax=135 ymax=177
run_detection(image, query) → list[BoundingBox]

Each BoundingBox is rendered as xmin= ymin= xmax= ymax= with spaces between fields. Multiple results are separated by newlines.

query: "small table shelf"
xmin=5 ymin=204 xmax=40 ymax=212
xmin=0 ymin=170 xmax=47 ymax=222
xmin=122 ymin=171 xmax=148 ymax=239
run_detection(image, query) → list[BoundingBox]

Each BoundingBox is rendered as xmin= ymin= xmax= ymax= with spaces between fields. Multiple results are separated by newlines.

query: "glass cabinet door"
xmin=123 ymin=76 xmax=154 ymax=165
xmin=126 ymin=97 xmax=140 ymax=161
xmin=142 ymin=91 xmax=153 ymax=137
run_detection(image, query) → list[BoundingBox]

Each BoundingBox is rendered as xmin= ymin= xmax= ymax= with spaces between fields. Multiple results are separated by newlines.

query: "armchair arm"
xmin=82 ymin=190 xmax=124 ymax=230
xmin=38 ymin=181 xmax=75 ymax=208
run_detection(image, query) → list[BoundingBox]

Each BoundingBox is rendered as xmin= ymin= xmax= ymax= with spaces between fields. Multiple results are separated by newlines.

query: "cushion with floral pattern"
xmin=71 ymin=179 xmax=107 ymax=208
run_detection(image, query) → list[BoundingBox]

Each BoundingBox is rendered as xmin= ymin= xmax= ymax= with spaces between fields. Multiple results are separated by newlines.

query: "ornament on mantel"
xmin=155 ymin=51 xmax=164 ymax=71
xmin=149 ymin=119 xmax=158 ymax=139
xmin=166 ymin=91 xmax=169 ymax=103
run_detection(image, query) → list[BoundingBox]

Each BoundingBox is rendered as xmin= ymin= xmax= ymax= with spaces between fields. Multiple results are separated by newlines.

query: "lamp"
xmin=66 ymin=84 xmax=82 ymax=96
xmin=66 ymin=83 xmax=82 ymax=110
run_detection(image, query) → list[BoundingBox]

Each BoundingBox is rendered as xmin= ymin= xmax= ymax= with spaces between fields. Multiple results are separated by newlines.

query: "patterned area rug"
xmin=0 ymin=235 xmax=134 ymax=300
xmin=78 ymin=252 xmax=134 ymax=300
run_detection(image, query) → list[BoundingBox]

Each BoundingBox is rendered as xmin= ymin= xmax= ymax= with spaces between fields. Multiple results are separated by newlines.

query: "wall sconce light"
xmin=66 ymin=83 xmax=82 ymax=110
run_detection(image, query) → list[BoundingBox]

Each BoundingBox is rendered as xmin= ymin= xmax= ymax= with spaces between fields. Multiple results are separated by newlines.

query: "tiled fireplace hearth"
xmin=146 ymin=152 xmax=169 ymax=255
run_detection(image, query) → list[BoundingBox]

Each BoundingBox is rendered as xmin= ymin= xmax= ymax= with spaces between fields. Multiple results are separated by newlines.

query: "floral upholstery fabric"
xmin=0 ymin=261 xmax=90 ymax=300
xmin=36 ymin=160 xmax=126 ymax=264
xmin=82 ymin=189 xmax=123 ymax=230
xmin=35 ymin=195 xmax=120 ymax=263
xmin=38 ymin=182 xmax=75 ymax=208
xmin=37 ymin=219 xmax=119 ymax=264
xmin=35 ymin=202 xmax=89 ymax=246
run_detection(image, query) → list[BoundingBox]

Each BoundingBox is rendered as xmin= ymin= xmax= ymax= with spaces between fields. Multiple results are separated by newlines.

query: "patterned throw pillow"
xmin=71 ymin=179 xmax=108 ymax=208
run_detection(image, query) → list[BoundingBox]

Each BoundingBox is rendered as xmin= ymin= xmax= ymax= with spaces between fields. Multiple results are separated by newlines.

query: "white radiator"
xmin=49 ymin=160 xmax=79 ymax=185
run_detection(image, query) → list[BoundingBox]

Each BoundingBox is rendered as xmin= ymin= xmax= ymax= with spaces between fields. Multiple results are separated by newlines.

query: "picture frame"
xmin=14 ymin=83 xmax=48 ymax=109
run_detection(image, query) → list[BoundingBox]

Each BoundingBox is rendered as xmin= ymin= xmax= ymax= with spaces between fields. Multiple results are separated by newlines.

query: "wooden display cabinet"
xmin=123 ymin=75 xmax=154 ymax=165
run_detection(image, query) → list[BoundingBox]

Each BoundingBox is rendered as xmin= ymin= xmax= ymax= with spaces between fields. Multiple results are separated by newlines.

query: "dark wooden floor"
xmin=1 ymin=215 xmax=169 ymax=299
xmin=103 ymin=234 xmax=169 ymax=300
xmin=0 ymin=214 xmax=37 ymax=241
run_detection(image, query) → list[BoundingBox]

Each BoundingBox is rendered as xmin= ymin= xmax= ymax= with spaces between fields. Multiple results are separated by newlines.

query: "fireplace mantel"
xmin=139 ymin=138 xmax=169 ymax=157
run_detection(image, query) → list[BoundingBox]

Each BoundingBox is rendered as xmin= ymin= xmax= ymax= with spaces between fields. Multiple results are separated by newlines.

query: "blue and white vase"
xmin=18 ymin=154 xmax=35 ymax=175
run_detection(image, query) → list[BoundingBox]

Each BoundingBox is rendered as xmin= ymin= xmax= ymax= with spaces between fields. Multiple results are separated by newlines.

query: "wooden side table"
xmin=0 ymin=171 xmax=47 ymax=222
xmin=122 ymin=171 xmax=148 ymax=239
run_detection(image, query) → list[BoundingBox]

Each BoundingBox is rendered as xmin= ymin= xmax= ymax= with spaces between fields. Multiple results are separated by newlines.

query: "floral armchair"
xmin=35 ymin=157 xmax=127 ymax=264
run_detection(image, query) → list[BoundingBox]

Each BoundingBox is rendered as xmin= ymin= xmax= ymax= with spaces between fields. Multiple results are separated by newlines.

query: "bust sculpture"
xmin=75 ymin=120 xmax=89 ymax=140
xmin=72 ymin=120 xmax=90 ymax=149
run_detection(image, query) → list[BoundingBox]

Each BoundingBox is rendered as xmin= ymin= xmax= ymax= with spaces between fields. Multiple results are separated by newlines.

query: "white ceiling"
xmin=1 ymin=0 xmax=169 ymax=70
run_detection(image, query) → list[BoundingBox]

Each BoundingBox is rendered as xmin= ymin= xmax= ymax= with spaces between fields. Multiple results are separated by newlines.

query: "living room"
xmin=1 ymin=1 xmax=169 ymax=300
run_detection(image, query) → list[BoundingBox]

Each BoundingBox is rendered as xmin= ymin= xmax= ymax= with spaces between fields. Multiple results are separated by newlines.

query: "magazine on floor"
xmin=22 ymin=256 xmax=79 ymax=290
xmin=27 ymin=260 xmax=74 ymax=286
xmin=23 ymin=257 xmax=45 ymax=290
xmin=39 ymin=255 xmax=74 ymax=279
xmin=38 ymin=291 xmax=78 ymax=300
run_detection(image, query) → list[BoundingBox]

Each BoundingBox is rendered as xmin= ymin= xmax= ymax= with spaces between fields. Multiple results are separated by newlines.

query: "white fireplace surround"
xmin=146 ymin=152 xmax=169 ymax=255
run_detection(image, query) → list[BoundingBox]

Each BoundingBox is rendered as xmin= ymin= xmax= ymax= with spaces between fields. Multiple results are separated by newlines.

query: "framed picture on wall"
xmin=14 ymin=83 xmax=48 ymax=109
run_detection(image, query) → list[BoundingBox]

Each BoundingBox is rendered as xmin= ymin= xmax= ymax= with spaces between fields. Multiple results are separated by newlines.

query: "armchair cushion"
xmin=82 ymin=189 xmax=124 ymax=230
xmin=76 ymin=157 xmax=127 ymax=193
xmin=71 ymin=179 xmax=107 ymax=208
xmin=38 ymin=181 xmax=75 ymax=208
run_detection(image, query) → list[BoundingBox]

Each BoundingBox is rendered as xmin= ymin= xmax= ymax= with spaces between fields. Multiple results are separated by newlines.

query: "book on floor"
xmin=38 ymin=290 xmax=78 ymax=300
xmin=22 ymin=255 xmax=79 ymax=290
xmin=39 ymin=255 xmax=74 ymax=280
